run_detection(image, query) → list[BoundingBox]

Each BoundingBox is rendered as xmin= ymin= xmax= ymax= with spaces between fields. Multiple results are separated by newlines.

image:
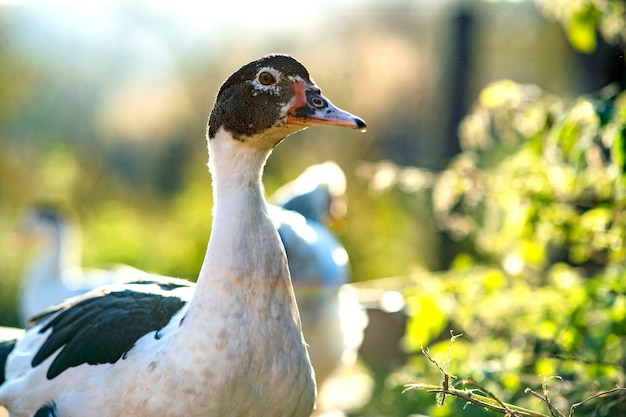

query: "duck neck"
xmin=183 ymin=131 xmax=299 ymax=326
xmin=26 ymin=223 xmax=79 ymax=286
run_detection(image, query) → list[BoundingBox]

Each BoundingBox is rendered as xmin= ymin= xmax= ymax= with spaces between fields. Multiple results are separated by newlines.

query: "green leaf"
xmin=566 ymin=11 xmax=598 ymax=53
xmin=612 ymin=129 xmax=625 ymax=170
xmin=404 ymin=294 xmax=448 ymax=351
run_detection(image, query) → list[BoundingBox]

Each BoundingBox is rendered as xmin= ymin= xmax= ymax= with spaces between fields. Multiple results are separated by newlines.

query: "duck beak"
xmin=287 ymin=80 xmax=367 ymax=132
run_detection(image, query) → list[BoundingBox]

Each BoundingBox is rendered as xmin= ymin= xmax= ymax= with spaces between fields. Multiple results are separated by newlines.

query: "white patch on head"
xmin=275 ymin=74 xmax=315 ymax=124
xmin=250 ymin=66 xmax=283 ymax=95
xmin=290 ymin=75 xmax=306 ymax=84
xmin=291 ymin=74 xmax=319 ymax=91
xmin=278 ymin=99 xmax=294 ymax=121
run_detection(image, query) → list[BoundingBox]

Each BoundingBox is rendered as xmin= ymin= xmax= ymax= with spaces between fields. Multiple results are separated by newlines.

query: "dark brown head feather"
xmin=207 ymin=54 xmax=312 ymax=140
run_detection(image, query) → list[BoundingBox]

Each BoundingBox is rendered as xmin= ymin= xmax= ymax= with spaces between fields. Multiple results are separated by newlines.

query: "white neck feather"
xmin=183 ymin=127 xmax=300 ymax=327
xmin=164 ymin=129 xmax=314 ymax=416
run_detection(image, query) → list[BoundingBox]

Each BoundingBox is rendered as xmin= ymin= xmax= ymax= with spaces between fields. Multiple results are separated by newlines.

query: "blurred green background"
xmin=1 ymin=0 xmax=625 ymax=416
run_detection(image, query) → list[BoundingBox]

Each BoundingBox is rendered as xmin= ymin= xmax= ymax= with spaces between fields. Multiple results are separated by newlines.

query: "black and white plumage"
xmin=0 ymin=326 xmax=23 ymax=417
xmin=17 ymin=205 xmax=143 ymax=324
xmin=18 ymin=165 xmax=365 ymax=394
xmin=0 ymin=329 xmax=22 ymax=386
xmin=32 ymin=402 xmax=57 ymax=417
xmin=270 ymin=162 xmax=367 ymax=388
xmin=0 ymin=54 xmax=366 ymax=417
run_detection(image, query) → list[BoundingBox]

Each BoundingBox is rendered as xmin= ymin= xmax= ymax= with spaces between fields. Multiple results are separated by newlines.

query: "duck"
xmin=0 ymin=53 xmax=366 ymax=417
xmin=18 ymin=165 xmax=366 ymax=395
xmin=269 ymin=162 xmax=368 ymax=388
xmin=271 ymin=160 xmax=347 ymax=225
xmin=16 ymin=204 xmax=144 ymax=324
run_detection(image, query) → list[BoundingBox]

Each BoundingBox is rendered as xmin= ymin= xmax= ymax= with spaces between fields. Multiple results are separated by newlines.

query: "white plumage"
xmin=270 ymin=162 xmax=367 ymax=388
xmin=0 ymin=54 xmax=366 ymax=417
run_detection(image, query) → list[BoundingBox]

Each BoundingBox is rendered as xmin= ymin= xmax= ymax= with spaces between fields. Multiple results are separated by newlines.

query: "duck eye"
xmin=258 ymin=71 xmax=276 ymax=86
xmin=311 ymin=97 xmax=325 ymax=107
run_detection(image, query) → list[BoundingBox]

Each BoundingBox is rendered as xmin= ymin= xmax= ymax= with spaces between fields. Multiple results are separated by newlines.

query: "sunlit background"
xmin=1 ymin=0 xmax=625 ymax=415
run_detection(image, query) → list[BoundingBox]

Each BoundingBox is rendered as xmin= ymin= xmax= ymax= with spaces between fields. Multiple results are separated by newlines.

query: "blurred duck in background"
xmin=17 ymin=204 xmax=144 ymax=323
xmin=270 ymin=161 xmax=368 ymax=394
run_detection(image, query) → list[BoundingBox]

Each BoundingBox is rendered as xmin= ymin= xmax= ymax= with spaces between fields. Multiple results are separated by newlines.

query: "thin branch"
xmin=408 ymin=332 xmax=550 ymax=417
xmin=542 ymin=376 xmax=565 ymax=417
xmin=420 ymin=330 xmax=461 ymax=406
xmin=463 ymin=378 xmax=525 ymax=417
xmin=524 ymin=376 xmax=566 ymax=417
xmin=525 ymin=388 xmax=564 ymax=417
xmin=568 ymin=387 xmax=626 ymax=417
xmin=404 ymin=382 xmax=550 ymax=417
xmin=406 ymin=332 xmax=625 ymax=417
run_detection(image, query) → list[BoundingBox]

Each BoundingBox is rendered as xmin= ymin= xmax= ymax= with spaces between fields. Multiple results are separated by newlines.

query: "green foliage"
xmin=398 ymin=264 xmax=625 ymax=417
xmin=354 ymin=80 xmax=626 ymax=416
xmin=435 ymin=80 xmax=626 ymax=276
xmin=536 ymin=0 xmax=626 ymax=52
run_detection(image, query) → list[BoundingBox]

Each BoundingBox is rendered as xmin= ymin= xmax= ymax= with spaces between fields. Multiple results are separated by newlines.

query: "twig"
xmin=407 ymin=331 xmax=549 ymax=417
xmin=404 ymin=382 xmax=550 ymax=417
xmin=524 ymin=376 xmax=565 ymax=417
xmin=525 ymin=388 xmax=564 ymax=417
xmin=541 ymin=376 xmax=565 ymax=417
xmin=463 ymin=378 xmax=525 ymax=417
xmin=568 ymin=387 xmax=626 ymax=417
xmin=420 ymin=330 xmax=461 ymax=406
xmin=406 ymin=332 xmax=625 ymax=417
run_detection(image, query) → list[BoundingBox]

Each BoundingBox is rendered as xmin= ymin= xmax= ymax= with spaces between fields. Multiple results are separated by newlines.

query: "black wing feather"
xmin=124 ymin=279 xmax=191 ymax=292
xmin=32 ymin=280 xmax=191 ymax=380
xmin=1 ymin=338 xmax=17 ymax=385
xmin=34 ymin=402 xmax=58 ymax=417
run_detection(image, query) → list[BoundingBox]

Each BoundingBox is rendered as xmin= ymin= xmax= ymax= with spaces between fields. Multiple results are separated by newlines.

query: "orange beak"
xmin=286 ymin=80 xmax=366 ymax=132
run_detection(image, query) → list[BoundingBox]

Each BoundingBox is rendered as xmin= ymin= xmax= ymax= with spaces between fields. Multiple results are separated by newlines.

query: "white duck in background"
xmin=17 ymin=205 xmax=144 ymax=324
xmin=0 ymin=53 xmax=366 ymax=417
xmin=270 ymin=162 xmax=368 ymax=389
